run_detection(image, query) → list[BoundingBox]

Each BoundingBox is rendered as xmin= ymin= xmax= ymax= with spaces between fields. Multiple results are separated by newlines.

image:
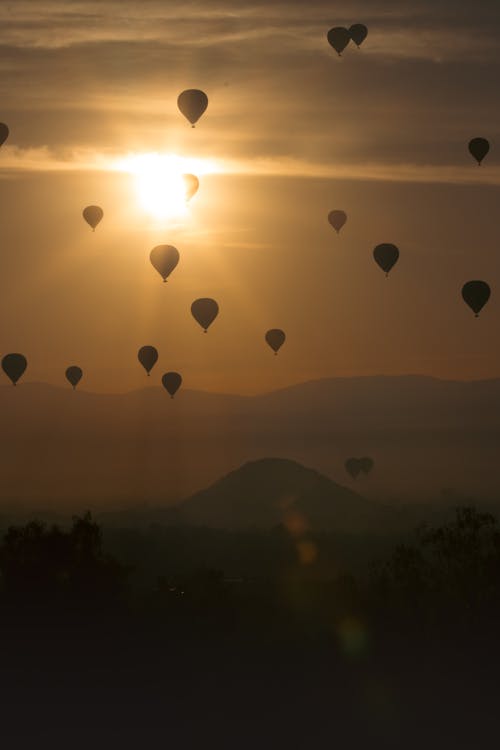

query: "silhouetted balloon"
xmin=349 ymin=24 xmax=368 ymax=47
xmin=162 ymin=372 xmax=182 ymax=399
xmin=359 ymin=457 xmax=374 ymax=475
xmin=345 ymin=458 xmax=361 ymax=479
xmin=373 ymin=243 xmax=399 ymax=276
xmin=83 ymin=205 xmax=103 ymax=231
xmin=182 ymin=174 xmax=199 ymax=201
xmin=265 ymin=329 xmax=286 ymax=355
xmin=327 ymin=27 xmax=351 ymax=56
xmin=65 ymin=366 xmax=83 ymax=390
xmin=468 ymin=138 xmax=489 ymax=166
xmin=462 ymin=280 xmax=491 ymax=317
xmin=177 ymin=89 xmax=208 ymax=127
xmin=191 ymin=298 xmax=219 ymax=332
xmin=138 ymin=346 xmax=158 ymax=375
xmin=2 ymin=353 xmax=27 ymax=385
xmin=150 ymin=245 xmax=179 ymax=282
xmin=328 ymin=210 xmax=347 ymax=234
xmin=0 ymin=123 xmax=9 ymax=147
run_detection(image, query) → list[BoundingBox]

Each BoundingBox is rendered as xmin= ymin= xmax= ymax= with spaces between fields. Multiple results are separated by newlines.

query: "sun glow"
xmin=113 ymin=153 xmax=218 ymax=220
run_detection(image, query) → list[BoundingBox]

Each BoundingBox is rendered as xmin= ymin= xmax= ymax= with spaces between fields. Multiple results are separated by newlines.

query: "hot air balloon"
xmin=2 ymin=353 xmax=27 ymax=385
xmin=191 ymin=298 xmax=219 ymax=332
xmin=468 ymin=138 xmax=489 ymax=166
xmin=177 ymin=89 xmax=208 ymax=127
xmin=345 ymin=458 xmax=361 ymax=479
xmin=462 ymin=280 xmax=491 ymax=317
xmin=0 ymin=123 xmax=9 ymax=147
xmin=327 ymin=27 xmax=351 ymax=56
xmin=138 ymin=346 xmax=158 ymax=375
xmin=359 ymin=457 xmax=374 ymax=475
xmin=83 ymin=205 xmax=103 ymax=231
xmin=182 ymin=174 xmax=199 ymax=202
xmin=328 ymin=210 xmax=347 ymax=234
xmin=162 ymin=372 xmax=182 ymax=399
xmin=65 ymin=366 xmax=83 ymax=390
xmin=150 ymin=245 xmax=180 ymax=282
xmin=373 ymin=243 xmax=399 ymax=276
xmin=349 ymin=24 xmax=368 ymax=47
xmin=265 ymin=329 xmax=286 ymax=355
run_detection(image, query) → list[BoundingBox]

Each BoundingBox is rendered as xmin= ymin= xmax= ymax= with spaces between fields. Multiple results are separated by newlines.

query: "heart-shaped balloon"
xmin=327 ymin=27 xmax=351 ymax=56
xmin=345 ymin=456 xmax=374 ymax=479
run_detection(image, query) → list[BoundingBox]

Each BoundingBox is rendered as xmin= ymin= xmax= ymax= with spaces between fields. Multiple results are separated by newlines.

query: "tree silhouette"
xmin=374 ymin=507 xmax=500 ymax=623
xmin=0 ymin=512 xmax=129 ymax=604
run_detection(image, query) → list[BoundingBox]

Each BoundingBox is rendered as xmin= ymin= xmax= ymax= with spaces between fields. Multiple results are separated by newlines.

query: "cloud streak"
xmin=0 ymin=0 xmax=497 ymax=63
xmin=2 ymin=146 xmax=500 ymax=188
xmin=0 ymin=2 xmax=497 ymax=180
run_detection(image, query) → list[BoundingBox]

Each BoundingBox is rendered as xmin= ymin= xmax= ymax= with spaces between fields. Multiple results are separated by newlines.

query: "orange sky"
xmin=1 ymin=0 xmax=499 ymax=394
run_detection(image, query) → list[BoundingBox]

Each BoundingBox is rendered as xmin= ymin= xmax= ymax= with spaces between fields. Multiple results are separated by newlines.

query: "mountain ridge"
xmin=1 ymin=374 xmax=500 ymax=506
xmin=178 ymin=457 xmax=391 ymax=532
xmin=3 ymin=372 xmax=500 ymax=399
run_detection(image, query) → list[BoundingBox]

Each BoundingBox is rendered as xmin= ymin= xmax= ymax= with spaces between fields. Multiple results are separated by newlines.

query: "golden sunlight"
xmin=113 ymin=153 xmax=218 ymax=220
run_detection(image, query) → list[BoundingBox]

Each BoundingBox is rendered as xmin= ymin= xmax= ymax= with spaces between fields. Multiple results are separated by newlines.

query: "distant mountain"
xmin=2 ymin=375 xmax=500 ymax=508
xmin=178 ymin=458 xmax=393 ymax=532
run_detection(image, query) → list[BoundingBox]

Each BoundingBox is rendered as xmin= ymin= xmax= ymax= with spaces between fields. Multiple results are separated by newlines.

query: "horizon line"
xmin=2 ymin=372 xmax=500 ymax=398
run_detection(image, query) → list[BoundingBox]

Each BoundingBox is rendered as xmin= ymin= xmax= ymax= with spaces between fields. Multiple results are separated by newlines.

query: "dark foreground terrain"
xmin=1 ymin=508 xmax=499 ymax=748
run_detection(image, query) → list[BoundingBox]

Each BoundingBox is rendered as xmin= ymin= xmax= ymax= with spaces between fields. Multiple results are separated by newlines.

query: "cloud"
xmin=0 ymin=0 xmax=497 ymax=63
xmin=0 ymin=1 xmax=498 ymax=173
xmin=2 ymin=145 xmax=500 ymax=189
xmin=0 ymin=145 xmax=111 ymax=173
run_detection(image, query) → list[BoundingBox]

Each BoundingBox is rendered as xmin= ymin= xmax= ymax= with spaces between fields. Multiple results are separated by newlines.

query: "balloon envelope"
xmin=345 ymin=458 xmax=361 ymax=479
xmin=65 ymin=366 xmax=83 ymax=389
xmin=150 ymin=245 xmax=180 ymax=282
xmin=327 ymin=27 xmax=351 ymax=55
xmin=191 ymin=298 xmax=219 ymax=332
xmin=359 ymin=457 xmax=374 ymax=474
xmin=83 ymin=205 xmax=103 ymax=231
xmin=468 ymin=138 xmax=489 ymax=165
xmin=2 ymin=353 xmax=27 ymax=385
xmin=462 ymin=280 xmax=490 ymax=317
xmin=162 ymin=372 xmax=182 ymax=398
xmin=182 ymin=174 xmax=199 ymax=201
xmin=265 ymin=329 xmax=286 ymax=354
xmin=349 ymin=24 xmax=368 ymax=47
xmin=0 ymin=122 xmax=9 ymax=146
xmin=328 ymin=210 xmax=347 ymax=233
xmin=373 ymin=243 xmax=399 ymax=276
xmin=138 ymin=345 xmax=158 ymax=375
xmin=177 ymin=89 xmax=208 ymax=126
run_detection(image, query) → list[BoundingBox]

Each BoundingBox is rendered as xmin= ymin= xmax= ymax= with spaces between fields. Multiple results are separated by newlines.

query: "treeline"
xmin=0 ymin=512 xmax=128 ymax=605
xmin=1 ymin=507 xmax=500 ymax=636
xmin=370 ymin=506 xmax=500 ymax=629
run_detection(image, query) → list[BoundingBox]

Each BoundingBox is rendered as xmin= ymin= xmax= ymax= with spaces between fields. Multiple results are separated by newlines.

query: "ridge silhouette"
xmin=2 ymin=375 xmax=500 ymax=505
xmin=179 ymin=457 xmax=390 ymax=531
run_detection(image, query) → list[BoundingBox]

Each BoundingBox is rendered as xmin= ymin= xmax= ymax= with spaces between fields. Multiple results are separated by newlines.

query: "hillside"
xmin=1 ymin=375 xmax=500 ymax=507
xmin=179 ymin=457 xmax=395 ymax=532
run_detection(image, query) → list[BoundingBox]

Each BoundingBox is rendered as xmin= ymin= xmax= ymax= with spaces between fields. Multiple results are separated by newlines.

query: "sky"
xmin=1 ymin=0 xmax=500 ymax=394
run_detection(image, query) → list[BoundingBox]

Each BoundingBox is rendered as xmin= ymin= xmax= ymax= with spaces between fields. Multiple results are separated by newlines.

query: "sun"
xmin=113 ymin=153 xmax=217 ymax=221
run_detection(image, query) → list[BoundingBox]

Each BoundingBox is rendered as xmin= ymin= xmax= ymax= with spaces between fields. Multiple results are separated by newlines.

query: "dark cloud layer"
xmin=0 ymin=0 xmax=499 ymax=165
